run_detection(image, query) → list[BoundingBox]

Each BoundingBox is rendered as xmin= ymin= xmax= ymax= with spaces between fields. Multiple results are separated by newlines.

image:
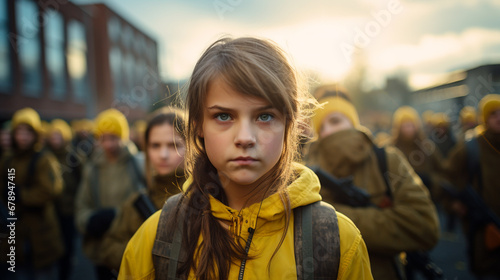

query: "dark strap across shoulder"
xmin=294 ymin=201 xmax=340 ymax=280
xmin=373 ymin=145 xmax=393 ymax=199
xmin=152 ymin=193 xmax=185 ymax=280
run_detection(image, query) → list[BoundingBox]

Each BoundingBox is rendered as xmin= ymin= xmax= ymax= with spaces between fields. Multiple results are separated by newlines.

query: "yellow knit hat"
xmin=478 ymin=94 xmax=500 ymax=125
xmin=94 ymin=108 xmax=129 ymax=140
xmin=459 ymin=106 xmax=476 ymax=124
xmin=311 ymin=96 xmax=360 ymax=134
xmin=50 ymin=119 xmax=73 ymax=142
xmin=11 ymin=107 xmax=42 ymax=133
xmin=392 ymin=106 xmax=422 ymax=137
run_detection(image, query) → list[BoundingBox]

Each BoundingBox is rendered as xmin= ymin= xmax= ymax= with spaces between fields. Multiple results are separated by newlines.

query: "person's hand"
xmin=86 ymin=208 xmax=116 ymax=238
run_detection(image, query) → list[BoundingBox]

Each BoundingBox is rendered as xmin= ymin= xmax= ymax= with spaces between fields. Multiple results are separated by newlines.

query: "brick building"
xmin=0 ymin=0 xmax=161 ymax=123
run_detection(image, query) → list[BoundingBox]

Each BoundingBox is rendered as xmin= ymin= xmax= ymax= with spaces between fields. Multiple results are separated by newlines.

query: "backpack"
xmin=152 ymin=193 xmax=341 ymax=280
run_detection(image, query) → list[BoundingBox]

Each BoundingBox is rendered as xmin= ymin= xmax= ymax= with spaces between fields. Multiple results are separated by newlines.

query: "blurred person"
xmin=99 ymin=107 xmax=187 ymax=273
xmin=47 ymin=119 xmax=81 ymax=280
xmin=391 ymin=106 xmax=445 ymax=201
xmin=457 ymin=106 xmax=478 ymax=142
xmin=75 ymin=108 xmax=144 ymax=280
xmin=0 ymin=108 xmax=64 ymax=280
xmin=306 ymin=91 xmax=439 ymax=280
xmin=444 ymin=94 xmax=500 ymax=279
xmin=430 ymin=112 xmax=456 ymax=157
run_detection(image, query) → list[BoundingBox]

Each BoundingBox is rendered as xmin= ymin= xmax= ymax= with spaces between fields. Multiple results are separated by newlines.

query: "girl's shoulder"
xmin=335 ymin=210 xmax=372 ymax=279
xmin=118 ymin=210 xmax=161 ymax=280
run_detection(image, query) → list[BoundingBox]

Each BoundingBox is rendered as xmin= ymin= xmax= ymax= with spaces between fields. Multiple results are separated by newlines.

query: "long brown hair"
xmin=174 ymin=37 xmax=316 ymax=280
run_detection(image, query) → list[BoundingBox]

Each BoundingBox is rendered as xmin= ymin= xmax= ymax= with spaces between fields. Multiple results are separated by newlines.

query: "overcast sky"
xmin=74 ymin=0 xmax=500 ymax=90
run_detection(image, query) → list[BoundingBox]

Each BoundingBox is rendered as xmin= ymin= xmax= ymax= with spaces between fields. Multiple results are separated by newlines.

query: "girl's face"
xmin=99 ymin=133 xmax=122 ymax=158
xmin=13 ymin=124 xmax=36 ymax=151
xmin=147 ymin=123 xmax=185 ymax=176
xmin=400 ymin=120 xmax=417 ymax=140
xmin=48 ymin=131 xmax=64 ymax=150
xmin=202 ymin=77 xmax=286 ymax=189
xmin=319 ymin=112 xmax=353 ymax=139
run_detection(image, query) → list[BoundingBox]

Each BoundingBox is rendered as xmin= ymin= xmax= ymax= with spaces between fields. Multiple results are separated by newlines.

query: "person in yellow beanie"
xmin=0 ymin=108 xmax=64 ymax=279
xmin=306 ymin=92 xmax=439 ymax=280
xmin=99 ymin=107 xmax=187 ymax=273
xmin=444 ymin=94 xmax=500 ymax=278
xmin=75 ymin=108 xmax=144 ymax=280
xmin=391 ymin=106 xmax=445 ymax=198
xmin=47 ymin=118 xmax=81 ymax=280
xmin=430 ymin=112 xmax=457 ymax=157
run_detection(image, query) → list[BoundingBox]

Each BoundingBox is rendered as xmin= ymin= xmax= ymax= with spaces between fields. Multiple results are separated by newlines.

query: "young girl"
xmin=119 ymin=37 xmax=372 ymax=280
xmin=99 ymin=107 xmax=187 ymax=272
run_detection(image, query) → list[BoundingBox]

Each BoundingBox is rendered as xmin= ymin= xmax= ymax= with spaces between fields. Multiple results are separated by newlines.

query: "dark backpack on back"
xmin=152 ymin=193 xmax=341 ymax=280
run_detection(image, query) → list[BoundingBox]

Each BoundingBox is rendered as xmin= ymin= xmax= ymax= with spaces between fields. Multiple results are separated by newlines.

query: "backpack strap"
xmin=372 ymin=144 xmax=393 ymax=199
xmin=152 ymin=196 xmax=340 ymax=280
xmin=152 ymin=193 xmax=185 ymax=280
xmin=372 ymin=145 xmax=407 ymax=280
xmin=294 ymin=201 xmax=340 ymax=280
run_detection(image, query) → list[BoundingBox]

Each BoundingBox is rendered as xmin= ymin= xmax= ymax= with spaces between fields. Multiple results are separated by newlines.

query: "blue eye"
xmin=258 ymin=114 xmax=273 ymax=122
xmin=216 ymin=113 xmax=231 ymax=121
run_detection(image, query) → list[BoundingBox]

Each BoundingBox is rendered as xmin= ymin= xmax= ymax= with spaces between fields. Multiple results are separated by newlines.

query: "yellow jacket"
xmin=119 ymin=163 xmax=373 ymax=279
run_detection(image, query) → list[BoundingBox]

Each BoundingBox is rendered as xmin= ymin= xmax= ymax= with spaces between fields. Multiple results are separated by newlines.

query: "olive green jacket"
xmin=307 ymin=129 xmax=440 ymax=280
xmin=0 ymin=148 xmax=64 ymax=268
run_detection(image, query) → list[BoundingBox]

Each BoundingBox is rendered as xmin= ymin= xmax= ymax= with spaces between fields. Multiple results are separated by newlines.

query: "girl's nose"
xmin=234 ymin=121 xmax=256 ymax=148
xmin=159 ymin=146 xmax=169 ymax=158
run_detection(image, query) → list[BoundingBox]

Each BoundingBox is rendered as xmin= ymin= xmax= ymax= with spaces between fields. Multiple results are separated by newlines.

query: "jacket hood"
xmin=182 ymin=163 xmax=322 ymax=237
xmin=308 ymin=129 xmax=374 ymax=178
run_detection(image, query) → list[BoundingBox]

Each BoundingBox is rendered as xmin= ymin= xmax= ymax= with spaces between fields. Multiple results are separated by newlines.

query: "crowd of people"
xmin=1 ymin=36 xmax=499 ymax=280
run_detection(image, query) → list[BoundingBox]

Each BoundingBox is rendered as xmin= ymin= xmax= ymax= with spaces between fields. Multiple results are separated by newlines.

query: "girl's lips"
xmin=231 ymin=157 xmax=257 ymax=165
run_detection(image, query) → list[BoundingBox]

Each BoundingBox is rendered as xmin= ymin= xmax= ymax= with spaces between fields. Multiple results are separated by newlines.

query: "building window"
xmin=109 ymin=46 xmax=122 ymax=99
xmin=0 ymin=0 xmax=11 ymax=93
xmin=123 ymin=52 xmax=134 ymax=94
xmin=107 ymin=16 xmax=120 ymax=43
xmin=45 ymin=9 xmax=66 ymax=99
xmin=121 ymin=24 xmax=132 ymax=49
xmin=16 ymin=0 xmax=42 ymax=96
xmin=67 ymin=20 xmax=88 ymax=102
